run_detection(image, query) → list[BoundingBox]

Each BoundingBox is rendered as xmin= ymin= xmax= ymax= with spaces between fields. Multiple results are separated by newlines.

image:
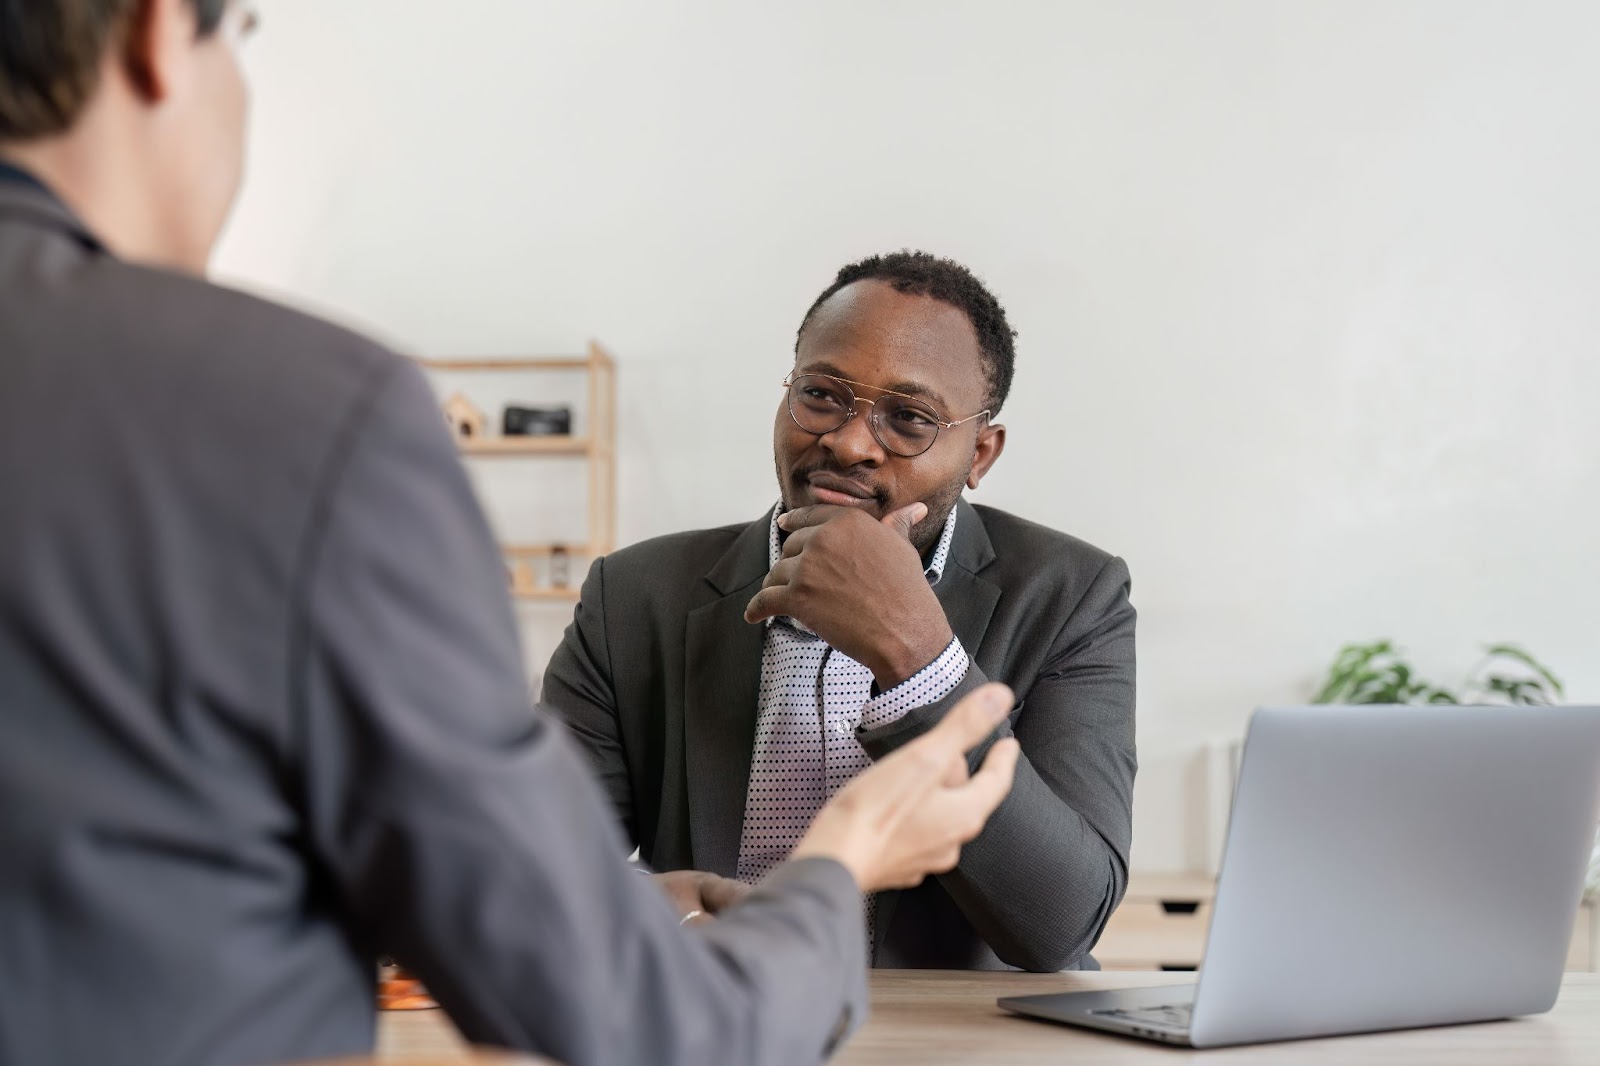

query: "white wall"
xmin=214 ymin=0 xmax=1600 ymax=871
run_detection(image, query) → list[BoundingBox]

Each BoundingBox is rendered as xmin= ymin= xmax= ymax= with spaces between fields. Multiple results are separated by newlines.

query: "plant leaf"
xmin=1313 ymin=640 xmax=1395 ymax=704
xmin=1482 ymin=643 xmax=1566 ymax=699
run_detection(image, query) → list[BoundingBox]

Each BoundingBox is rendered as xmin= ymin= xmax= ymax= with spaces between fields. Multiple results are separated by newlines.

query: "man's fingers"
xmin=778 ymin=524 xmax=819 ymax=560
xmin=881 ymin=742 xmax=1019 ymax=888
xmin=912 ymin=738 xmax=1019 ymax=857
xmin=761 ymin=556 xmax=799 ymax=590
xmin=955 ymin=736 xmax=1021 ymax=825
xmin=776 ymin=504 xmax=856 ymax=532
xmin=744 ymin=584 xmax=791 ymax=623
xmin=941 ymin=747 xmax=971 ymax=788
xmin=847 ymin=685 xmax=1011 ymax=818
xmin=700 ymin=875 xmax=753 ymax=913
xmin=913 ymin=683 xmax=1014 ymax=762
xmin=880 ymin=502 xmax=928 ymax=540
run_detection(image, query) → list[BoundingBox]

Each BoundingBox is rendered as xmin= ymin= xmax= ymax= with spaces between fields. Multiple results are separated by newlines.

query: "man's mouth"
xmin=802 ymin=472 xmax=883 ymax=510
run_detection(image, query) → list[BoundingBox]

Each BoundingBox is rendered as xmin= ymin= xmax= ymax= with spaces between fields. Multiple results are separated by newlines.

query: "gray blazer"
xmin=0 ymin=174 xmax=866 ymax=1066
xmin=544 ymin=497 xmax=1138 ymax=972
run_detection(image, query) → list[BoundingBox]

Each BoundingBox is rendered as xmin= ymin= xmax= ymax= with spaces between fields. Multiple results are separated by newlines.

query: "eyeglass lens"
xmin=787 ymin=374 xmax=942 ymax=457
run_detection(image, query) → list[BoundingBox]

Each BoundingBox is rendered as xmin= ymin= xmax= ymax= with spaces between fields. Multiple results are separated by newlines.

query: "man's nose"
xmin=817 ymin=397 xmax=886 ymax=466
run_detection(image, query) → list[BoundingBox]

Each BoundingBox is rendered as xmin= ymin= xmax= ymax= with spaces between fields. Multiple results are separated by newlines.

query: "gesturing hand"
xmin=744 ymin=503 xmax=956 ymax=689
xmin=651 ymin=870 xmax=752 ymax=926
xmin=789 ymin=682 xmax=1020 ymax=892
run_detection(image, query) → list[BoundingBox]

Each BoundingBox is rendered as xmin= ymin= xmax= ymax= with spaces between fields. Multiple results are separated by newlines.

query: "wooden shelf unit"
xmin=456 ymin=437 xmax=592 ymax=457
xmin=417 ymin=343 xmax=616 ymax=602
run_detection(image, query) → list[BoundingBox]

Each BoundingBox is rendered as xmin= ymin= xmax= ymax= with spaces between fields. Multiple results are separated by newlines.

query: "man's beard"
xmin=906 ymin=475 xmax=966 ymax=556
xmin=775 ymin=456 xmax=971 ymax=558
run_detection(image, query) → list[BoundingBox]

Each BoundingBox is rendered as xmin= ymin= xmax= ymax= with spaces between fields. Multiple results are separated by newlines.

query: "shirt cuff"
xmin=859 ymin=637 xmax=969 ymax=731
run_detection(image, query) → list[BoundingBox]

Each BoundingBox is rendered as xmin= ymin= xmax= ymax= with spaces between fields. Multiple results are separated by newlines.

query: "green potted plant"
xmin=1312 ymin=640 xmax=1565 ymax=707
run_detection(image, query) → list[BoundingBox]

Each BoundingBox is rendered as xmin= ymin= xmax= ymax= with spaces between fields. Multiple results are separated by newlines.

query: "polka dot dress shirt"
xmin=736 ymin=503 xmax=969 ymax=955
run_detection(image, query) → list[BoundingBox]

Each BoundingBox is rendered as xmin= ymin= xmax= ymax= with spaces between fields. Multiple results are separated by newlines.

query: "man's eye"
xmin=891 ymin=406 xmax=937 ymax=426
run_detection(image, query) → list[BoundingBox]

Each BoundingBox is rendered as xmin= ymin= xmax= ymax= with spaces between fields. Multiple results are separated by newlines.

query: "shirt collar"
xmin=0 ymin=160 xmax=52 ymax=197
xmin=924 ymin=502 xmax=959 ymax=585
xmin=766 ymin=500 xmax=960 ymax=584
xmin=0 ymin=159 xmax=106 ymax=254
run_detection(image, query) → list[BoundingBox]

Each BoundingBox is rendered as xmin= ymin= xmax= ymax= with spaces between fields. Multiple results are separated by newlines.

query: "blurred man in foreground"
xmin=0 ymin=3 xmax=1019 ymax=1064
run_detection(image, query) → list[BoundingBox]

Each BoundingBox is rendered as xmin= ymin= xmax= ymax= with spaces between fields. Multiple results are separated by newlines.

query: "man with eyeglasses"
xmin=545 ymin=251 xmax=1137 ymax=972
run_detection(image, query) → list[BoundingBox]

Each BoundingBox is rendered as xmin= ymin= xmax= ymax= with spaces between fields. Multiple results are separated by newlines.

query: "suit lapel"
xmin=683 ymin=514 xmax=772 ymax=877
xmin=936 ymin=498 xmax=1001 ymax=656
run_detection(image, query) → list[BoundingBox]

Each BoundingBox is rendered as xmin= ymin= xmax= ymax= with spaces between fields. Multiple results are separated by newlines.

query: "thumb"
xmin=881 ymin=501 xmax=928 ymax=540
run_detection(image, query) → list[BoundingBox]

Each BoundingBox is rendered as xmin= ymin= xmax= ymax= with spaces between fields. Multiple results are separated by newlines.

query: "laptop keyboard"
xmin=1091 ymin=1003 xmax=1193 ymax=1031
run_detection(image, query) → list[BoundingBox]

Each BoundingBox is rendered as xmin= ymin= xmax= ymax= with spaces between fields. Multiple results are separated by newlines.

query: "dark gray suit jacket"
xmin=544 ymin=498 xmax=1138 ymax=972
xmin=0 ymin=174 xmax=866 ymax=1066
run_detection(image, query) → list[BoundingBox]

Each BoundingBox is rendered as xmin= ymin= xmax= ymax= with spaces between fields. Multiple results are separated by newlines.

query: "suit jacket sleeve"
xmin=855 ymin=557 xmax=1137 ymax=972
xmin=539 ymin=554 xmax=637 ymax=844
xmin=288 ymin=360 xmax=867 ymax=1065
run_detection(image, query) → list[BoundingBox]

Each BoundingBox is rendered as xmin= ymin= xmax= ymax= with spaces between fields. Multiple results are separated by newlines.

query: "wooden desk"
xmin=379 ymin=969 xmax=1600 ymax=1064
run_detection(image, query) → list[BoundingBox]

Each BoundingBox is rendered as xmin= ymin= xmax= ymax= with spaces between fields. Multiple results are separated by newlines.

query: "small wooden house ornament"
xmin=442 ymin=392 xmax=487 ymax=441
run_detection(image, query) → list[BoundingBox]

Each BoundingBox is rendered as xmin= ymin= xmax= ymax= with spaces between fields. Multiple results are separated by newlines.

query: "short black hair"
xmin=0 ymin=0 xmax=229 ymax=141
xmin=796 ymin=250 xmax=1017 ymax=416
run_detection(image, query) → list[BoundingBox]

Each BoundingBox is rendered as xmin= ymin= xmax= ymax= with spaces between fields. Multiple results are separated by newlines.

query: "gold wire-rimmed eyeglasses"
xmin=781 ymin=372 xmax=990 ymax=458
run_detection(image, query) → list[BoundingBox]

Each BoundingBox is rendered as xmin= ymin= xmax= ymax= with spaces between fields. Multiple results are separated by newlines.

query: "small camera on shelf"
xmin=502 ymin=405 xmax=572 ymax=436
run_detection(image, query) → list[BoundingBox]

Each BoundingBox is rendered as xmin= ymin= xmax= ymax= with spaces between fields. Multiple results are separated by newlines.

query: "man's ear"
xmin=967 ymin=422 xmax=1006 ymax=490
xmin=121 ymin=0 xmax=197 ymax=102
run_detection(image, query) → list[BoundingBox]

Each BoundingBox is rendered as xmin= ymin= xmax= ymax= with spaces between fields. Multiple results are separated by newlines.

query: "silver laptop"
xmin=999 ymin=705 xmax=1600 ymax=1048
